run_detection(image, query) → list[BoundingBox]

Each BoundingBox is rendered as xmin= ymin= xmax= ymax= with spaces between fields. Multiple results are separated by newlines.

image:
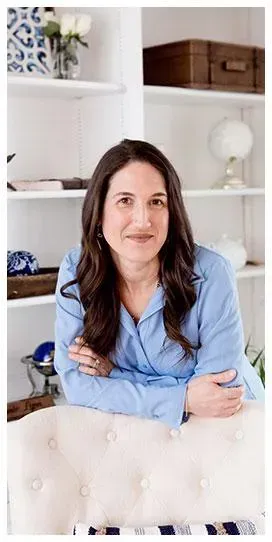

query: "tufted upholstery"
xmin=7 ymin=400 xmax=264 ymax=535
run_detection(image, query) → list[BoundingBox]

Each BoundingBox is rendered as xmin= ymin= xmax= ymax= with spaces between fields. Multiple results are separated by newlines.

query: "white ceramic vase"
xmin=208 ymin=234 xmax=247 ymax=270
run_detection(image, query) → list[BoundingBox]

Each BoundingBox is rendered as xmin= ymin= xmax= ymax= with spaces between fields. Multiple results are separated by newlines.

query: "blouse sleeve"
xmin=190 ymin=256 xmax=245 ymax=388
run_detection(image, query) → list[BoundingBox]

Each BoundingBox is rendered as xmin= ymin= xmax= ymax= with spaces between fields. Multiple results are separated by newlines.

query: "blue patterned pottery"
xmin=7 ymin=250 xmax=39 ymax=277
xmin=7 ymin=7 xmax=51 ymax=75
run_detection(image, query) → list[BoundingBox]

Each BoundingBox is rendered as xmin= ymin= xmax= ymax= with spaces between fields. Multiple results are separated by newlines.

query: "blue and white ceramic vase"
xmin=7 ymin=7 xmax=51 ymax=75
xmin=7 ymin=250 xmax=39 ymax=277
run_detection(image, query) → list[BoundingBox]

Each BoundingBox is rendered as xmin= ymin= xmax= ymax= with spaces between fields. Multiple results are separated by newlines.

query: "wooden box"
xmin=143 ymin=39 xmax=265 ymax=94
xmin=7 ymin=267 xmax=59 ymax=299
xmin=7 ymin=395 xmax=55 ymax=422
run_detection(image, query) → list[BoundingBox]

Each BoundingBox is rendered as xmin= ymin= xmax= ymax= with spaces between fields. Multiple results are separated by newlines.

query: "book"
xmin=7 ymin=394 xmax=55 ymax=421
xmin=10 ymin=180 xmax=63 ymax=191
xmin=8 ymin=177 xmax=90 ymax=191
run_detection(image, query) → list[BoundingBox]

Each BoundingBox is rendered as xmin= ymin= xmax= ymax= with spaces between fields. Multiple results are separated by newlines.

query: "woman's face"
xmin=101 ymin=161 xmax=169 ymax=264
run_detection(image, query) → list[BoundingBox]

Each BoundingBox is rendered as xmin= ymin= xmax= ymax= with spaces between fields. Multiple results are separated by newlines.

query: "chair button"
xmin=200 ymin=478 xmax=209 ymax=489
xmin=106 ymin=431 xmax=117 ymax=442
xmin=32 ymin=479 xmax=42 ymax=491
xmin=235 ymin=430 xmax=244 ymax=440
xmin=48 ymin=438 xmax=57 ymax=449
xmin=80 ymin=485 xmax=90 ymax=497
xmin=140 ymin=478 xmax=150 ymax=489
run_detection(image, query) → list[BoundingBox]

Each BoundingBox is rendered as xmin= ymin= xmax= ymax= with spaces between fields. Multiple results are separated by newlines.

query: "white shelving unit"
xmin=7 ymin=6 xmax=265 ymax=403
xmin=142 ymin=6 xmax=264 ymax=354
xmin=8 ymin=189 xmax=87 ymax=200
xmin=7 ymin=187 xmax=265 ymax=200
xmin=8 ymin=74 xmax=126 ymax=99
xmin=144 ymin=85 xmax=265 ymax=108
xmin=236 ymin=264 xmax=265 ymax=280
xmin=7 ymin=294 xmax=56 ymax=309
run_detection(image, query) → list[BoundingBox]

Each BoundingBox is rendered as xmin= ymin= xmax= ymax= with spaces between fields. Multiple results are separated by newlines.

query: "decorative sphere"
xmin=32 ymin=341 xmax=57 ymax=377
xmin=208 ymin=118 xmax=253 ymax=162
xmin=7 ymin=250 xmax=39 ymax=277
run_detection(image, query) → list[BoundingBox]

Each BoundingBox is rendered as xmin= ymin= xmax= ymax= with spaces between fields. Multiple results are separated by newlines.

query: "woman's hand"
xmin=186 ymin=370 xmax=244 ymax=418
xmin=68 ymin=336 xmax=116 ymax=376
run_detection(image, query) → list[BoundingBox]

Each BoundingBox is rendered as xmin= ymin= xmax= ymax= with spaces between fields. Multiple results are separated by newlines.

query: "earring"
xmin=96 ymin=224 xmax=103 ymax=251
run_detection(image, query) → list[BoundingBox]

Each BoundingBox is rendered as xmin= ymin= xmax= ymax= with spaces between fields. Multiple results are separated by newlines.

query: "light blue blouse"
xmin=54 ymin=243 xmax=264 ymax=429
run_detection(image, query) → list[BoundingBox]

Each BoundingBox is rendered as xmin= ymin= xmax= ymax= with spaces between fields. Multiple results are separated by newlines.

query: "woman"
xmin=54 ymin=139 xmax=264 ymax=429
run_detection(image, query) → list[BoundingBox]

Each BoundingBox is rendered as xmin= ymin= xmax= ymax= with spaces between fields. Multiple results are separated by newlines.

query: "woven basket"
xmin=7 ymin=267 xmax=59 ymax=299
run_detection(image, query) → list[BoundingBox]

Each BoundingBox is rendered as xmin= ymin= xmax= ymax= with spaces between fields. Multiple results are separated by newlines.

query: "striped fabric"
xmin=73 ymin=518 xmax=264 ymax=535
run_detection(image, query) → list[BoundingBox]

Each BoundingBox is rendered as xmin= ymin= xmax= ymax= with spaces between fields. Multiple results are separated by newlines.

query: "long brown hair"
xmin=61 ymin=139 xmax=200 ymax=360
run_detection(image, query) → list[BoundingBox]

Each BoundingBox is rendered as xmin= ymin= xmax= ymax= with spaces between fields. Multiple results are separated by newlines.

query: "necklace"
xmin=130 ymin=280 xmax=161 ymax=324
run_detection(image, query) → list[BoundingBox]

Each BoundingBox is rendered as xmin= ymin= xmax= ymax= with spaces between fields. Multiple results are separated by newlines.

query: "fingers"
xmin=69 ymin=343 xmax=95 ymax=357
xmin=69 ymin=353 xmax=108 ymax=376
xmin=224 ymin=397 xmax=243 ymax=409
xmin=224 ymin=386 xmax=244 ymax=399
xmin=79 ymin=365 xmax=100 ymax=376
xmin=69 ymin=342 xmax=107 ymax=369
xmin=220 ymin=403 xmax=243 ymax=417
xmin=68 ymin=351 xmax=96 ymax=366
xmin=209 ymin=369 xmax=237 ymax=384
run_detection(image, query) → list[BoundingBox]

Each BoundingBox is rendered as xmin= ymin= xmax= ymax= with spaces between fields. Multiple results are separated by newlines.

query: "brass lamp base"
xmin=211 ymin=164 xmax=247 ymax=190
xmin=211 ymin=175 xmax=247 ymax=190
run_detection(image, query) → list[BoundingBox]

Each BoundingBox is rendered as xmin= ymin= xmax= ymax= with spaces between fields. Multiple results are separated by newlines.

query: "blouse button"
xmin=235 ymin=430 xmax=244 ymax=440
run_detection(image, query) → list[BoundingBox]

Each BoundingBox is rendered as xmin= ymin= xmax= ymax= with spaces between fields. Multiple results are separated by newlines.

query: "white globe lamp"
xmin=208 ymin=118 xmax=253 ymax=189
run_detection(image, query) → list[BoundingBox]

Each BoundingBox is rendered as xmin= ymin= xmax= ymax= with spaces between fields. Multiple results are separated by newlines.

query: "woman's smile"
xmin=126 ymin=233 xmax=154 ymax=243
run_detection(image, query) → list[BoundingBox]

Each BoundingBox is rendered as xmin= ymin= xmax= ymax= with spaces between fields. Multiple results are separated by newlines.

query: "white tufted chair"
xmin=7 ymin=400 xmax=264 ymax=535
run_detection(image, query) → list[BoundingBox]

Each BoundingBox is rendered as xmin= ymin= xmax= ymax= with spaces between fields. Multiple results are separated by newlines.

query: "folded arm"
xmin=54 ymin=251 xmax=188 ymax=429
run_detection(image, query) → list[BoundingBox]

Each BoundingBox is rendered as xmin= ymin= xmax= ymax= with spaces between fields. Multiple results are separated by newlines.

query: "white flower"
xmin=60 ymin=13 xmax=76 ymax=37
xmin=75 ymin=14 xmax=92 ymax=37
xmin=44 ymin=11 xmax=59 ymax=24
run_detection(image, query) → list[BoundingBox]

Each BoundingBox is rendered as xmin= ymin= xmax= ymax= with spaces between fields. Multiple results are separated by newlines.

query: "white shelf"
xmin=236 ymin=264 xmax=265 ymax=279
xmin=182 ymin=188 xmax=265 ymax=198
xmin=7 ymin=74 xmax=126 ymax=99
xmin=7 ymin=264 xmax=264 ymax=308
xmin=7 ymin=187 xmax=264 ymax=200
xmin=144 ymin=85 xmax=265 ymax=108
xmin=7 ymin=189 xmax=87 ymax=200
xmin=8 ymin=77 xmax=264 ymax=106
xmin=7 ymin=294 xmax=56 ymax=308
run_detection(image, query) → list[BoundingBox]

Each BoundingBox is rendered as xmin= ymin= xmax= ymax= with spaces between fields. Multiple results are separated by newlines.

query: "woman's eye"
xmin=150 ymin=199 xmax=164 ymax=206
xmin=118 ymin=197 xmax=132 ymax=206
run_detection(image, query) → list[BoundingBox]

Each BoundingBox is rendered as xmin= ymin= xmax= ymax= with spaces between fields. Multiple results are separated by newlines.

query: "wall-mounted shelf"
xmin=7 ymin=294 xmax=56 ymax=308
xmin=7 ymin=187 xmax=265 ymax=200
xmin=144 ymin=85 xmax=265 ymax=108
xmin=236 ymin=264 xmax=265 ymax=279
xmin=7 ymin=74 xmax=126 ymax=99
xmin=7 ymin=190 xmax=87 ymax=200
xmin=7 ymin=264 xmax=265 ymax=308
xmin=182 ymin=188 xmax=265 ymax=198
